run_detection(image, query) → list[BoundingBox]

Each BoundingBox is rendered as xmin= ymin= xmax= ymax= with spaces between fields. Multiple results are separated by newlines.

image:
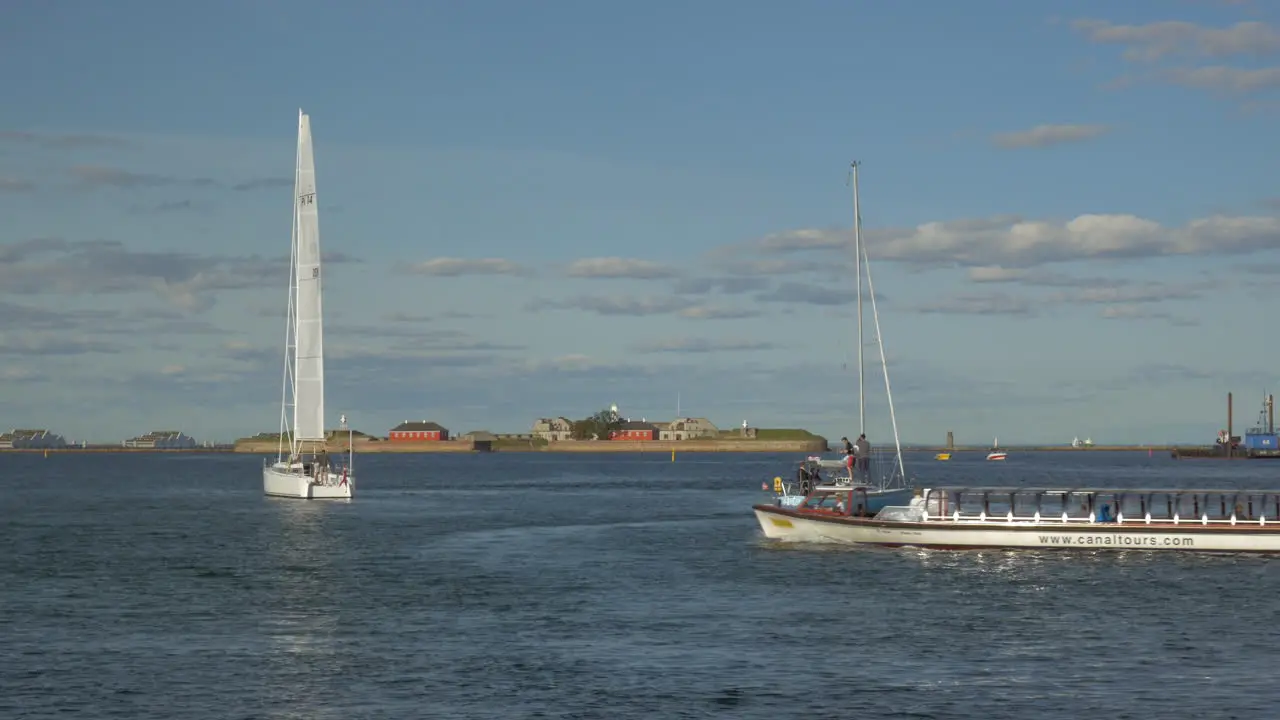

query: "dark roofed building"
xmin=389 ymin=420 xmax=450 ymax=442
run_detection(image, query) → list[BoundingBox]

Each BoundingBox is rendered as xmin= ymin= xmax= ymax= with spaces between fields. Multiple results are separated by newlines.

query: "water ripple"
xmin=2 ymin=450 xmax=1278 ymax=718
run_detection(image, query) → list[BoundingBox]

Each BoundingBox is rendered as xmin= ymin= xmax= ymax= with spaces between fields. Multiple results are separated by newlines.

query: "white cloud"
xmin=632 ymin=337 xmax=776 ymax=354
xmin=0 ymin=366 xmax=41 ymax=380
xmin=913 ymin=292 xmax=1036 ymax=316
xmin=403 ymin=257 xmax=528 ymax=277
xmin=0 ymin=237 xmax=285 ymax=312
xmin=1166 ymin=65 xmax=1280 ymax=94
xmin=0 ymin=334 xmax=119 ymax=356
xmin=527 ymin=294 xmax=688 ymax=316
xmin=565 ymin=257 xmax=679 ymax=279
xmin=1071 ymin=19 xmax=1280 ymax=62
xmin=1100 ymin=305 xmax=1198 ymax=326
xmin=1070 ymin=19 xmax=1280 ymax=98
xmin=1051 ymin=281 xmax=1208 ymax=305
xmin=0 ymin=130 xmax=126 ymax=148
xmin=678 ymin=305 xmax=761 ymax=320
xmin=740 ymin=213 xmax=1280 ymax=268
xmin=967 ymin=266 xmax=1030 ymax=283
xmin=992 ymin=124 xmax=1110 ymax=149
xmin=0 ymin=178 xmax=35 ymax=193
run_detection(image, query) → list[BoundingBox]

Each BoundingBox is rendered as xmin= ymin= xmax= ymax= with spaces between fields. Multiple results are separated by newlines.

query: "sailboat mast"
xmin=291 ymin=109 xmax=308 ymax=456
xmin=277 ymin=109 xmax=304 ymax=463
xmin=851 ymin=161 xmax=865 ymax=436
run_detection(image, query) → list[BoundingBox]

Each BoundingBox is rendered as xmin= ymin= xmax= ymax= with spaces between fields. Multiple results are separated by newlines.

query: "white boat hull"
xmin=753 ymin=506 xmax=1280 ymax=552
xmin=986 ymin=452 xmax=1007 ymax=461
xmin=263 ymin=463 xmax=352 ymax=500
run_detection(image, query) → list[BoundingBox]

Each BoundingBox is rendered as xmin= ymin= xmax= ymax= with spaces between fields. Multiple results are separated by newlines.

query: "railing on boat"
xmin=915 ymin=487 xmax=1280 ymax=526
xmin=781 ymin=446 xmax=906 ymax=497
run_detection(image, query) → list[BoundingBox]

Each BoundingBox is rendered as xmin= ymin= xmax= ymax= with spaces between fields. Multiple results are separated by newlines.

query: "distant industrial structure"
xmin=1174 ymin=392 xmax=1280 ymax=459
xmin=123 ymin=430 xmax=198 ymax=449
xmin=0 ymin=429 xmax=67 ymax=449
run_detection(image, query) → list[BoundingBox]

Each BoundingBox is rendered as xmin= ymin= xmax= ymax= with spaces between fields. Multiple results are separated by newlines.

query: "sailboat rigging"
xmin=769 ymin=162 xmax=912 ymax=510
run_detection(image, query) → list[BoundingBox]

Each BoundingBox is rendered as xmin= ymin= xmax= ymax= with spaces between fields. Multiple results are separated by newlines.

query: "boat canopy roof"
xmin=925 ymin=486 xmax=1280 ymax=496
xmin=811 ymin=483 xmax=877 ymax=492
xmin=807 ymin=459 xmax=850 ymax=470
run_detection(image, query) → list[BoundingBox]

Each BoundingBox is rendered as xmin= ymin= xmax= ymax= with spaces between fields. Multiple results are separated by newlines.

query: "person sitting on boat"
xmin=1098 ymin=504 xmax=1114 ymax=522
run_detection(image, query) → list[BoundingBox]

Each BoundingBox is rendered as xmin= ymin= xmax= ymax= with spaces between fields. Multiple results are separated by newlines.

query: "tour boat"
xmin=755 ymin=485 xmax=1280 ymax=552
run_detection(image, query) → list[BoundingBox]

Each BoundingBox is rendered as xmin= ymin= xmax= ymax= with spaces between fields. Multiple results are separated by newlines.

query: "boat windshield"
xmin=796 ymin=487 xmax=874 ymax=516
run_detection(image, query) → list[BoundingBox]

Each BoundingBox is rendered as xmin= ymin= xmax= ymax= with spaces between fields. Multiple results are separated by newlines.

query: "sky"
xmin=1 ymin=0 xmax=1279 ymax=445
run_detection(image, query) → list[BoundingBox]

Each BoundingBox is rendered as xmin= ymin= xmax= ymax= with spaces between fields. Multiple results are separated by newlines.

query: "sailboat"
xmin=769 ymin=161 xmax=913 ymax=512
xmin=262 ymin=110 xmax=354 ymax=500
xmin=986 ymin=437 xmax=1007 ymax=461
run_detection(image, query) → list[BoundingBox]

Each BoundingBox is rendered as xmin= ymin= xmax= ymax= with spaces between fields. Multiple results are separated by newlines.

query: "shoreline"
xmin=0 ymin=443 xmax=1196 ymax=455
xmin=230 ymin=439 xmax=833 ymax=454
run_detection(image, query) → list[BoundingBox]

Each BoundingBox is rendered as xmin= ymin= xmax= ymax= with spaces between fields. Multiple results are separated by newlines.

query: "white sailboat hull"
xmin=263 ymin=463 xmax=352 ymax=500
xmin=753 ymin=506 xmax=1280 ymax=552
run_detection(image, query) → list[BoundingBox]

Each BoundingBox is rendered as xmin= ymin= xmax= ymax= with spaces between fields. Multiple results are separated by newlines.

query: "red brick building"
xmin=611 ymin=421 xmax=659 ymax=441
xmin=389 ymin=421 xmax=450 ymax=441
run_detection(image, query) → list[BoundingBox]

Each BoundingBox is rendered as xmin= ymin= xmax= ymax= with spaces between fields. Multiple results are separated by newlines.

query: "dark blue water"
xmin=3 ymin=450 xmax=1279 ymax=719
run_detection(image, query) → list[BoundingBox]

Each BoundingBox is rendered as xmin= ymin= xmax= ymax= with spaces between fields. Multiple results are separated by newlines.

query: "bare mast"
xmin=851 ymin=161 xmax=865 ymax=436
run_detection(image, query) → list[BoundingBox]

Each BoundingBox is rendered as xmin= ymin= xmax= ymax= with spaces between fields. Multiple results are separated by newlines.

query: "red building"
xmin=389 ymin=421 xmax=450 ymax=441
xmin=611 ymin=421 xmax=659 ymax=441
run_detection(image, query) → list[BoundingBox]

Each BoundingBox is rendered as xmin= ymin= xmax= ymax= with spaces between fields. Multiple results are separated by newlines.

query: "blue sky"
xmin=2 ymin=0 xmax=1279 ymax=445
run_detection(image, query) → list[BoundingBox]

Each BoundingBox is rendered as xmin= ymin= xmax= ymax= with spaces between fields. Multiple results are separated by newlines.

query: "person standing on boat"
xmin=855 ymin=434 xmax=871 ymax=479
xmin=841 ymin=436 xmax=853 ymax=456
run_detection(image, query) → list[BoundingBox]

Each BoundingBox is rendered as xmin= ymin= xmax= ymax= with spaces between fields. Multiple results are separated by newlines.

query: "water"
xmin=3 ymin=449 xmax=1279 ymax=719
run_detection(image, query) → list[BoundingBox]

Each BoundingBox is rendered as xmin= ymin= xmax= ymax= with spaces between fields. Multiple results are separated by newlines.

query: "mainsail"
xmin=292 ymin=110 xmax=325 ymax=442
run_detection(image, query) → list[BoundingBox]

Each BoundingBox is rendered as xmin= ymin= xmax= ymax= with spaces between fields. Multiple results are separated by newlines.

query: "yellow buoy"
xmin=671 ymin=448 xmax=676 ymax=462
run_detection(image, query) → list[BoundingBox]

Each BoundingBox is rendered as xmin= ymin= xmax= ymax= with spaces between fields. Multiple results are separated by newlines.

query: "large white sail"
xmin=292 ymin=111 xmax=325 ymax=442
